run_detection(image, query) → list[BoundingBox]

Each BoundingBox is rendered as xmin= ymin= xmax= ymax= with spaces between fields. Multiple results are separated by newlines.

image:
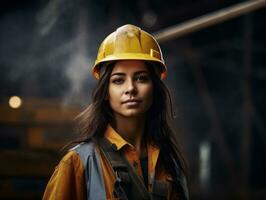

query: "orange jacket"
xmin=43 ymin=125 xmax=180 ymax=199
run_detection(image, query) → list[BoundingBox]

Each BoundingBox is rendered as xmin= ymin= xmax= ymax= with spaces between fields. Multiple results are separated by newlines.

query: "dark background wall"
xmin=0 ymin=0 xmax=265 ymax=199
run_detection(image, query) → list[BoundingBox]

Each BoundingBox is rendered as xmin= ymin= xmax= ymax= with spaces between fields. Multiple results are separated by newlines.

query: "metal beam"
xmin=154 ymin=0 xmax=266 ymax=42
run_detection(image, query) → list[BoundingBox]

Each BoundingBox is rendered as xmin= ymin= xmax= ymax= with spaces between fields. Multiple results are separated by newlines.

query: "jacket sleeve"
xmin=42 ymin=151 xmax=87 ymax=200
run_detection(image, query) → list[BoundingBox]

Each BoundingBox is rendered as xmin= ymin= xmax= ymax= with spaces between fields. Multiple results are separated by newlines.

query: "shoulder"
xmin=70 ymin=141 xmax=96 ymax=155
xmin=55 ymin=141 xmax=97 ymax=172
xmin=43 ymin=148 xmax=87 ymax=199
xmin=55 ymin=150 xmax=85 ymax=177
xmin=47 ymin=146 xmax=89 ymax=182
xmin=60 ymin=151 xmax=82 ymax=166
xmin=68 ymin=141 xmax=100 ymax=167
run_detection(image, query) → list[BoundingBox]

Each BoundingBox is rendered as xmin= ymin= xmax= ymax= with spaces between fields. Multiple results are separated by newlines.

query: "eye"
xmin=135 ymin=74 xmax=149 ymax=82
xmin=111 ymin=78 xmax=124 ymax=84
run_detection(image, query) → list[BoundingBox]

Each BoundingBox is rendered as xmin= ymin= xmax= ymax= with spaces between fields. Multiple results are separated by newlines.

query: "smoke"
xmin=36 ymin=0 xmax=75 ymax=36
xmin=36 ymin=0 xmax=97 ymax=107
xmin=0 ymin=0 xmax=98 ymax=106
xmin=62 ymin=5 xmax=94 ymax=107
xmin=63 ymin=51 xmax=93 ymax=107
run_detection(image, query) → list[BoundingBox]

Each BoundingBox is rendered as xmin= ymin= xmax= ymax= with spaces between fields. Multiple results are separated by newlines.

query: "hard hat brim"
xmin=92 ymin=53 xmax=167 ymax=79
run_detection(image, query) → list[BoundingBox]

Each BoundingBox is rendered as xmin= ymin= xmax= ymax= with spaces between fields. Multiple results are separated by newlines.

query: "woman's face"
xmin=108 ymin=60 xmax=153 ymax=118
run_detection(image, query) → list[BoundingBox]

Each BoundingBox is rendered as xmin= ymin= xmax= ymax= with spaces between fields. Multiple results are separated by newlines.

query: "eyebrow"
xmin=111 ymin=70 xmax=149 ymax=77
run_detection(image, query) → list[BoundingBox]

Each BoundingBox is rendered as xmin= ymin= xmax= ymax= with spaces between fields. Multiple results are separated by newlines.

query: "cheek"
xmin=108 ymin=86 xmax=120 ymax=106
xmin=142 ymin=84 xmax=153 ymax=104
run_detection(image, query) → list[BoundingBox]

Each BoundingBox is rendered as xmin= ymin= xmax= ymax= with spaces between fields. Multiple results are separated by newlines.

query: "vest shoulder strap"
xmin=71 ymin=141 xmax=106 ymax=200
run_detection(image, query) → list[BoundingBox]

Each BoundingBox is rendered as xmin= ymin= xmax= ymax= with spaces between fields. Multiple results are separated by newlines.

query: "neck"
xmin=112 ymin=114 xmax=146 ymax=153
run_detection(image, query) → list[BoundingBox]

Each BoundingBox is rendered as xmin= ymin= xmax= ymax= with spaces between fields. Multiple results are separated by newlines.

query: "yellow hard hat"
xmin=92 ymin=24 xmax=167 ymax=79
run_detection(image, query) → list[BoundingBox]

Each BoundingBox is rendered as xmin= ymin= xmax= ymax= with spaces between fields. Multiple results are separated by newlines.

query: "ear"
xmin=105 ymin=93 xmax=109 ymax=100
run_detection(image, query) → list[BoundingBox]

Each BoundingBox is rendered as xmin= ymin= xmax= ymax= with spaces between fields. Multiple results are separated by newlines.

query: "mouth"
xmin=122 ymin=99 xmax=142 ymax=105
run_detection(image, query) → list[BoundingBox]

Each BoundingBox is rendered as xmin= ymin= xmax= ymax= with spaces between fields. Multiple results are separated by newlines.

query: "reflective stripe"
xmin=72 ymin=142 xmax=107 ymax=200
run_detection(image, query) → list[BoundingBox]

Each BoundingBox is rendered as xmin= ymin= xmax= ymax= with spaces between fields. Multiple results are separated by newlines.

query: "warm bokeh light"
xmin=9 ymin=96 xmax=22 ymax=109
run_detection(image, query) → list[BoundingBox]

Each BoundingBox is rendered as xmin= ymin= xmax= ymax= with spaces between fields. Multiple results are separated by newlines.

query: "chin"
xmin=123 ymin=112 xmax=144 ymax=118
xmin=118 ymin=110 xmax=146 ymax=118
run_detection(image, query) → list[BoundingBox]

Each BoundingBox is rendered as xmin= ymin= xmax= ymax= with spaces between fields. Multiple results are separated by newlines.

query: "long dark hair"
xmin=71 ymin=61 xmax=187 ymax=178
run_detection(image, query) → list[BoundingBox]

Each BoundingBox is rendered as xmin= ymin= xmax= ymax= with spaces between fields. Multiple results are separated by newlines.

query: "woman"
xmin=43 ymin=24 xmax=189 ymax=200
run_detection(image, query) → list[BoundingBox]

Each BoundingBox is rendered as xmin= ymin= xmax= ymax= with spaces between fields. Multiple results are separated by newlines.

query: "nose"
xmin=125 ymin=79 xmax=137 ymax=95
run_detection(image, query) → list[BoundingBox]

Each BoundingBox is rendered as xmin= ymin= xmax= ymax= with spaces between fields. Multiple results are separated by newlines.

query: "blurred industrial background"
xmin=0 ymin=0 xmax=266 ymax=199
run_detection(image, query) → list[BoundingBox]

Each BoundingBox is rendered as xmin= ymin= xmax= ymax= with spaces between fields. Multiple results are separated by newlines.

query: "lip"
xmin=122 ymin=99 xmax=142 ymax=104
